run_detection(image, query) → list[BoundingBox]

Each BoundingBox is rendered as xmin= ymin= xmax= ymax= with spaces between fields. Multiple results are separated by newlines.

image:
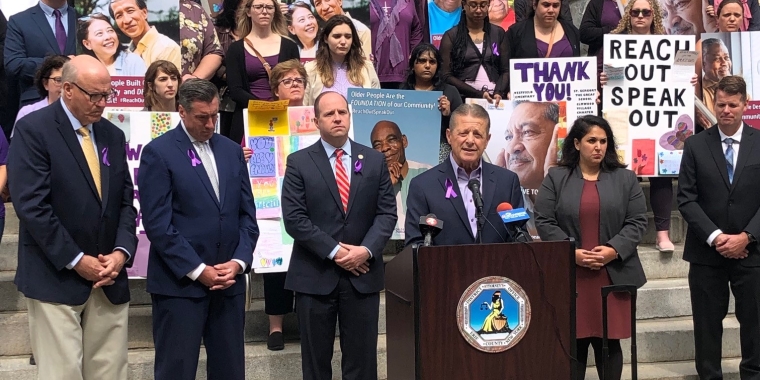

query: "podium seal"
xmin=456 ymin=276 xmax=532 ymax=353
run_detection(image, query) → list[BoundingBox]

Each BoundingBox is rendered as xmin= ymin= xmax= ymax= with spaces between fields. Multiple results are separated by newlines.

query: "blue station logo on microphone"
xmin=498 ymin=209 xmax=530 ymax=223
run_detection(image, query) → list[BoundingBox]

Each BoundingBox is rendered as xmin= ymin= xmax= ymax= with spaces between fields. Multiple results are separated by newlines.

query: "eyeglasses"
xmin=629 ymin=8 xmax=653 ymax=17
xmin=415 ymin=58 xmax=438 ymax=65
xmin=279 ymin=77 xmax=306 ymax=88
xmin=71 ymin=82 xmax=115 ymax=103
xmin=251 ymin=4 xmax=276 ymax=12
xmin=45 ymin=76 xmax=63 ymax=84
xmin=466 ymin=2 xmax=489 ymax=10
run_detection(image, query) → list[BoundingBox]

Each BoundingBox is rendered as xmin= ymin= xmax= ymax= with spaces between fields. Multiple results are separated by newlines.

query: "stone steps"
xmin=585 ymin=358 xmax=742 ymax=380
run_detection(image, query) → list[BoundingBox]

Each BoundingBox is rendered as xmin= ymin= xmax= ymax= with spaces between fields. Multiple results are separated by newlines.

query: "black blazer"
xmin=281 ymin=140 xmax=397 ymax=295
xmin=504 ymin=17 xmax=581 ymax=92
xmin=404 ymin=159 xmax=524 ymax=247
xmin=224 ymin=37 xmax=299 ymax=144
xmin=8 ymin=101 xmax=137 ymax=305
xmin=439 ymin=23 xmax=509 ymax=99
xmin=678 ymin=123 xmax=760 ymax=267
xmin=4 ymin=4 xmax=77 ymax=104
xmin=535 ymin=166 xmax=648 ymax=288
xmin=579 ymin=0 xmax=620 ymax=56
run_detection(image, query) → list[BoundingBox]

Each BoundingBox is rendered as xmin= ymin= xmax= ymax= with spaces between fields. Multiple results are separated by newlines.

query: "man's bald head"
xmin=370 ymin=120 xmax=407 ymax=166
xmin=62 ymin=55 xmax=110 ymax=83
xmin=61 ymin=55 xmax=112 ymax=126
xmin=370 ymin=120 xmax=402 ymax=141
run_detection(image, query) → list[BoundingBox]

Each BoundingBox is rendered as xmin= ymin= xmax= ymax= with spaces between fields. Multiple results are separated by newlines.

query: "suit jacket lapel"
xmin=707 ymin=127 xmax=732 ymax=189
xmin=210 ymin=135 xmax=227 ymax=208
xmin=55 ymin=103 xmax=101 ymax=202
xmin=439 ymin=162 xmax=473 ymax=240
xmin=481 ymin=163 xmax=496 ymax=218
xmin=173 ymin=125 xmax=220 ymax=208
xmin=94 ymin=121 xmax=110 ymax=215
xmin=731 ymin=124 xmax=755 ymax=191
xmin=31 ymin=5 xmax=60 ymax=53
xmin=309 ymin=141 xmax=344 ymax=215
xmin=346 ymin=141 xmax=364 ymax=216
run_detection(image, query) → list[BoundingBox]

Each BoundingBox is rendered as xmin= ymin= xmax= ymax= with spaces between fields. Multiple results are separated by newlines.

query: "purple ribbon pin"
xmin=101 ymin=147 xmax=110 ymax=166
xmin=445 ymin=178 xmax=457 ymax=199
xmin=354 ymin=160 xmax=362 ymax=173
xmin=188 ymin=149 xmax=201 ymax=167
xmin=491 ymin=43 xmax=499 ymax=56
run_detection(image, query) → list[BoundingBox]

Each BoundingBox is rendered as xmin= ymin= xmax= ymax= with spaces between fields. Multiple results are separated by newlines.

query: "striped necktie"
xmin=335 ymin=148 xmax=349 ymax=212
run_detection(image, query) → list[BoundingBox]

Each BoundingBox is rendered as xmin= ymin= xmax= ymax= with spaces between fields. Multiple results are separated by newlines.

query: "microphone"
xmin=496 ymin=202 xmax=533 ymax=243
xmin=467 ymin=179 xmax=485 ymax=243
xmin=419 ymin=214 xmax=444 ymax=247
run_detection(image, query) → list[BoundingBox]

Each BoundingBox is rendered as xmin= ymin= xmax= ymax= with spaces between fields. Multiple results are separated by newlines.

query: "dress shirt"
xmin=321 ymin=139 xmax=373 ymax=260
xmin=181 ymin=123 xmax=247 ymax=280
xmin=129 ymin=26 xmax=182 ymax=70
xmin=707 ymin=124 xmax=744 ymax=246
xmin=449 ymin=154 xmax=483 ymax=238
xmin=61 ymin=99 xmax=132 ymax=269
xmin=38 ymin=1 xmax=69 ymax=36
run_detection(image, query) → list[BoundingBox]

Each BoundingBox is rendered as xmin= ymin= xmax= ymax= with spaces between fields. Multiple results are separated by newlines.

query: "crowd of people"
xmin=0 ymin=0 xmax=759 ymax=379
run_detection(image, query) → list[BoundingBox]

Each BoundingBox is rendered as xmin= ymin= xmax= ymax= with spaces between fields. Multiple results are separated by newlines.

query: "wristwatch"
xmin=746 ymin=232 xmax=757 ymax=245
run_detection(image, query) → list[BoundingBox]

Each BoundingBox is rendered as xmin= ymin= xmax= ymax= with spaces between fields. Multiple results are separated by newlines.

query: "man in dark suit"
xmin=678 ymin=75 xmax=760 ymax=379
xmin=281 ymin=91 xmax=396 ymax=380
xmin=405 ymin=103 xmax=524 ymax=246
xmin=138 ymin=79 xmax=259 ymax=380
xmin=8 ymin=55 xmax=136 ymax=380
xmin=4 ymin=0 xmax=76 ymax=107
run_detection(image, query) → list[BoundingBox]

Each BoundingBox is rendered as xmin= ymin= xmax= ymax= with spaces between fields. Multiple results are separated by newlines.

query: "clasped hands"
xmin=198 ymin=261 xmax=243 ymax=290
xmin=714 ymin=233 xmax=750 ymax=259
xmin=74 ymin=251 xmax=127 ymax=288
xmin=575 ymin=246 xmax=618 ymax=270
xmin=335 ymin=243 xmax=371 ymax=277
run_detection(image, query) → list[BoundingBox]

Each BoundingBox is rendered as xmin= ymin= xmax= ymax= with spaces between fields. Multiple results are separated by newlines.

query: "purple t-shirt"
xmin=245 ymin=52 xmax=279 ymax=101
xmin=536 ymin=35 xmax=574 ymax=58
xmin=0 ymin=132 xmax=8 ymax=219
xmin=601 ymin=0 xmax=623 ymax=32
xmin=370 ymin=0 xmax=423 ymax=82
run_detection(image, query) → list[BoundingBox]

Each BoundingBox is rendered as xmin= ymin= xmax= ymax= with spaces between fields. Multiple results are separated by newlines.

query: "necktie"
xmin=77 ymin=127 xmax=101 ymax=199
xmin=335 ymin=149 xmax=350 ymax=212
xmin=195 ymin=141 xmax=219 ymax=200
xmin=724 ymin=138 xmax=735 ymax=184
xmin=53 ymin=9 xmax=66 ymax=53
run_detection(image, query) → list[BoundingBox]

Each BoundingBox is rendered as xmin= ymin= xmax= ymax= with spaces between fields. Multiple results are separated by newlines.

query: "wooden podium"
xmin=385 ymin=242 xmax=576 ymax=379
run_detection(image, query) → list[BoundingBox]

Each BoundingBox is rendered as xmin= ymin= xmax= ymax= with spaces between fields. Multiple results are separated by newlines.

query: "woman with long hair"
xmin=439 ymin=0 xmax=508 ymax=103
xmin=399 ymin=43 xmax=462 ymax=161
xmin=77 ymin=13 xmax=146 ymax=76
xmin=535 ymin=115 xmax=647 ymax=380
xmin=303 ymin=15 xmax=380 ymax=105
xmin=143 ymin=60 xmax=182 ymax=112
xmin=214 ymin=0 xmax=243 ymax=138
xmin=287 ymin=2 xmax=319 ymax=59
xmin=225 ymin=0 xmax=300 ymax=143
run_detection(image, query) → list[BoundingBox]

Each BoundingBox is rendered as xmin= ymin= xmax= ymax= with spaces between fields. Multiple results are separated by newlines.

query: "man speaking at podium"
xmin=404 ymin=103 xmax=524 ymax=246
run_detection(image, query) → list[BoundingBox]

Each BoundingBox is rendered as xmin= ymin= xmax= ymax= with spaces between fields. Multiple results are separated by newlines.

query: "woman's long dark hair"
xmin=450 ymin=4 xmax=491 ymax=77
xmin=400 ymin=43 xmax=445 ymax=91
xmin=718 ymin=0 xmax=744 ymax=16
xmin=214 ymin=0 xmax=241 ymax=29
xmin=314 ymin=15 xmax=366 ymax=87
xmin=77 ymin=13 xmax=127 ymax=63
xmin=527 ymin=0 xmax=565 ymax=19
xmin=559 ymin=115 xmax=626 ymax=172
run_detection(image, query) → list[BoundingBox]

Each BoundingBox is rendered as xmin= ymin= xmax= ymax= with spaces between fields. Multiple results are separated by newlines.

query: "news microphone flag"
xmin=498 ymin=208 xmax=530 ymax=224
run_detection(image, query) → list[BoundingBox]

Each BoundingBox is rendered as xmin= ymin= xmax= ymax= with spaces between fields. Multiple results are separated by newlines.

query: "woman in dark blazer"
xmin=534 ymin=115 xmax=647 ymax=380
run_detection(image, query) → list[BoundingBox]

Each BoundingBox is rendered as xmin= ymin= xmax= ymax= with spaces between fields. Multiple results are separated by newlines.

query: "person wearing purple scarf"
xmin=370 ymin=0 xmax=424 ymax=88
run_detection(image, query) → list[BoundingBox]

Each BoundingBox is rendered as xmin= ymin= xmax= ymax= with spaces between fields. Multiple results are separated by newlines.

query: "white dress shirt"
xmin=706 ymin=124 xmax=743 ymax=246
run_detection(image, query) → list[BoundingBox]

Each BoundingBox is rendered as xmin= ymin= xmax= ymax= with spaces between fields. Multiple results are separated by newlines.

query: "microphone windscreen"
xmin=496 ymin=202 xmax=513 ymax=212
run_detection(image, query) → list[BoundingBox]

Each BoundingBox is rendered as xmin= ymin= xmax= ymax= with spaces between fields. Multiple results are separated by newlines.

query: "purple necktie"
xmin=53 ymin=9 xmax=66 ymax=53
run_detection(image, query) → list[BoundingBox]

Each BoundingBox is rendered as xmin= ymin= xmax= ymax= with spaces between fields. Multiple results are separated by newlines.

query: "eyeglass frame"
xmin=465 ymin=1 xmax=490 ymax=10
xmin=279 ymin=77 xmax=307 ymax=88
xmin=250 ymin=3 xmax=276 ymax=12
xmin=44 ymin=76 xmax=63 ymax=84
xmin=70 ymin=82 xmax=115 ymax=104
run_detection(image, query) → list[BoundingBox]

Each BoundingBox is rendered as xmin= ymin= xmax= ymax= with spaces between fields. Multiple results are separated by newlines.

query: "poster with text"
xmin=603 ymin=34 xmax=695 ymax=176
xmin=467 ymin=98 xmax=565 ymax=242
xmin=510 ymin=56 xmax=598 ymax=123
xmin=243 ymin=105 xmax=321 ymax=273
xmin=348 ymin=88 xmax=441 ymax=240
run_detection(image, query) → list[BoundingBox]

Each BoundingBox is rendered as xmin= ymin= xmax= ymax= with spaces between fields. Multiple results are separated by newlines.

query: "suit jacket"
xmin=677 ymin=123 xmax=760 ymax=267
xmin=535 ymin=166 xmax=648 ymax=288
xmin=404 ymin=159 xmax=524 ymax=247
xmin=4 ymin=4 xmax=77 ymax=104
xmin=139 ymin=125 xmax=259 ymax=298
xmin=281 ymin=140 xmax=396 ymax=295
xmin=8 ymin=100 xmax=137 ymax=305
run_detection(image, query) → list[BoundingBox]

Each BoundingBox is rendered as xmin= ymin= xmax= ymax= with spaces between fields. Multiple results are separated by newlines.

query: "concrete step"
xmin=637 ymin=278 xmax=734 ymax=320
xmin=0 ymin=294 xmax=386 ymax=356
xmin=3 ymin=204 xmax=17 ymax=236
xmin=0 ymin=335 xmax=389 ymax=380
xmin=0 ymin=235 xmax=17 ymax=272
xmin=641 ymin=211 xmax=686 ymax=245
xmin=638 ymin=244 xmax=689 ymax=280
xmin=585 ymin=358 xmax=742 ymax=380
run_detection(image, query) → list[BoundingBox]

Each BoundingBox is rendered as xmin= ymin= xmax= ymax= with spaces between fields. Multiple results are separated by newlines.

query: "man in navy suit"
xmin=5 ymin=0 xmax=77 ymax=107
xmin=281 ymin=91 xmax=397 ymax=380
xmin=8 ymin=55 xmax=136 ymax=380
xmin=138 ymin=79 xmax=259 ymax=380
xmin=405 ymin=103 xmax=524 ymax=246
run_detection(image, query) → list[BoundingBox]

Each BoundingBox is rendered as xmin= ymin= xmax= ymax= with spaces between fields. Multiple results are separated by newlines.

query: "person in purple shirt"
xmin=0 ymin=131 xmax=7 ymax=241
xmin=580 ymin=0 xmax=623 ymax=56
xmin=370 ymin=0 xmax=423 ymax=88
